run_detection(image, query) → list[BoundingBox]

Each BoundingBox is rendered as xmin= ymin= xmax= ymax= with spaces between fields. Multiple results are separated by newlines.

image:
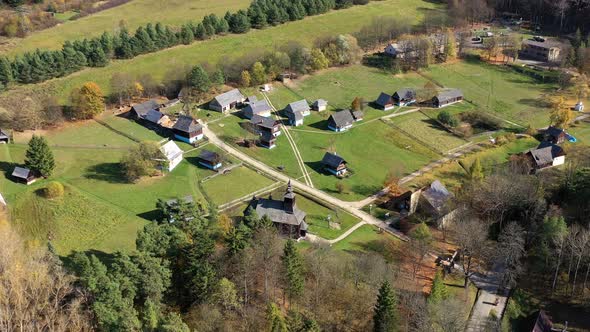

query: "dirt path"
xmin=261 ymin=92 xmax=314 ymax=188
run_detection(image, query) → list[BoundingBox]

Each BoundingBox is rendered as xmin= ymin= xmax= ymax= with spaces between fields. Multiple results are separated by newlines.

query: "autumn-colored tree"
xmin=217 ymin=214 xmax=232 ymax=237
xmin=351 ymin=97 xmax=362 ymax=111
xmin=71 ymin=82 xmax=105 ymax=119
xmin=549 ymin=95 xmax=575 ymax=129
xmin=444 ymin=29 xmax=457 ymax=60
xmin=240 ymin=70 xmax=251 ymax=87
xmin=571 ymin=74 xmax=589 ymax=102
xmin=250 ymin=62 xmax=267 ymax=86
xmin=129 ymin=82 xmax=144 ymax=99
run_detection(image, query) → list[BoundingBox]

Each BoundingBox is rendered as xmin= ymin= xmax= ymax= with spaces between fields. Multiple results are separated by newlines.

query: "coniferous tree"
xmin=180 ymin=25 xmax=194 ymax=45
xmin=282 ymin=240 xmax=305 ymax=300
xmin=25 ymin=135 xmax=55 ymax=177
xmin=194 ymin=23 xmax=208 ymax=40
xmin=215 ymin=17 xmax=230 ymax=35
xmin=115 ymin=28 xmax=135 ymax=59
xmin=267 ymin=303 xmax=288 ymax=332
xmin=251 ymin=61 xmax=267 ymax=85
xmin=186 ymin=65 xmax=211 ymax=93
xmin=428 ymin=270 xmax=449 ymax=304
xmin=373 ymin=280 xmax=398 ymax=332
xmin=229 ymin=11 xmax=251 ymax=34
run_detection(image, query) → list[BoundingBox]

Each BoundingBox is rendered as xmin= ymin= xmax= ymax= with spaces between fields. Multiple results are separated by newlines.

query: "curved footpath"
xmin=202 ymin=125 xmax=409 ymax=243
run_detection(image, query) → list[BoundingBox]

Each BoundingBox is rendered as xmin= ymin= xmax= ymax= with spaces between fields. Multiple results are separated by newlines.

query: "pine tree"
xmin=186 ymin=65 xmax=211 ymax=93
xmin=469 ymin=157 xmax=484 ymax=181
xmin=194 ymin=23 xmax=208 ymax=40
xmin=115 ymin=28 xmax=135 ymax=59
xmin=373 ymin=280 xmax=397 ymax=332
xmin=229 ymin=11 xmax=251 ymax=34
xmin=25 ymin=135 xmax=55 ymax=177
xmin=428 ymin=270 xmax=448 ymax=304
xmin=0 ymin=56 xmax=14 ymax=87
xmin=180 ymin=25 xmax=194 ymax=45
xmin=267 ymin=303 xmax=288 ymax=332
xmin=99 ymin=32 xmax=114 ymax=57
xmin=211 ymin=68 xmax=225 ymax=87
xmin=282 ymin=240 xmax=305 ymax=300
xmin=215 ymin=18 xmax=230 ymax=35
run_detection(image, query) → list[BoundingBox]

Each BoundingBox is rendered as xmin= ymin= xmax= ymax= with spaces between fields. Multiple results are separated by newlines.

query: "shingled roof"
xmin=393 ymin=88 xmax=416 ymax=100
xmin=250 ymin=198 xmax=306 ymax=226
xmin=244 ymin=100 xmax=272 ymax=117
xmin=160 ymin=141 xmax=183 ymax=162
xmin=198 ymin=149 xmax=221 ymax=164
xmin=173 ymin=115 xmax=201 ymax=133
xmin=375 ymin=92 xmax=394 ymax=107
xmin=421 ymin=180 xmax=454 ymax=215
xmin=529 ymin=142 xmax=565 ymax=166
xmin=322 ymin=152 xmax=346 ymax=169
xmin=132 ymin=100 xmax=160 ymax=117
xmin=144 ymin=109 xmax=165 ymax=123
xmin=435 ymin=89 xmax=463 ymax=103
xmin=329 ymin=110 xmax=355 ymax=128
xmin=250 ymin=114 xmax=278 ymax=130
xmin=214 ymin=89 xmax=245 ymax=108
xmin=286 ymin=100 xmax=310 ymax=114
xmin=12 ymin=166 xmax=32 ymax=180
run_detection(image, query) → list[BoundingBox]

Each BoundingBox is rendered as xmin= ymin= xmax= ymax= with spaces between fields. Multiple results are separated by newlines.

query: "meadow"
xmin=0 ymin=0 xmax=442 ymax=104
xmin=3 ymin=0 xmax=252 ymax=56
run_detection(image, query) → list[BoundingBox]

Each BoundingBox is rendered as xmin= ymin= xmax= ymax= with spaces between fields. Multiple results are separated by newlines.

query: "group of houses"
xmin=383 ymin=33 xmax=449 ymax=59
xmin=375 ymin=88 xmax=463 ymax=110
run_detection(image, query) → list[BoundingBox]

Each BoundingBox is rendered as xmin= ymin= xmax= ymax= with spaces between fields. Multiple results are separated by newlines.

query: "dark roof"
xmin=132 ymin=100 xmax=160 ymax=117
xmin=421 ymin=180 xmax=454 ymax=215
xmin=250 ymin=114 xmax=278 ymax=129
xmin=144 ymin=109 xmax=165 ymax=123
xmin=288 ymin=110 xmax=304 ymax=122
xmin=544 ymin=126 xmax=565 ymax=137
xmin=198 ymin=149 xmax=221 ymax=163
xmin=260 ymin=131 xmax=276 ymax=142
xmin=286 ymin=100 xmax=310 ymax=114
xmin=0 ymin=129 xmax=8 ymax=139
xmin=532 ymin=310 xmax=553 ymax=332
xmin=375 ymin=92 xmax=394 ymax=106
xmin=523 ymin=38 xmax=564 ymax=49
xmin=393 ymin=88 xmax=416 ymax=100
xmin=244 ymin=100 xmax=272 ymax=116
xmin=213 ymin=89 xmax=245 ymax=107
xmin=529 ymin=143 xmax=565 ymax=166
xmin=173 ymin=115 xmax=202 ymax=133
xmin=435 ymin=89 xmax=463 ymax=102
xmin=322 ymin=152 xmax=346 ymax=168
xmin=329 ymin=110 xmax=355 ymax=128
xmin=249 ymin=198 xmax=306 ymax=226
xmin=12 ymin=166 xmax=32 ymax=179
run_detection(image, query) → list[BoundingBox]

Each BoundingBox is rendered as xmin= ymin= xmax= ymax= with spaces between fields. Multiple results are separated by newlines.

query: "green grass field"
xmin=201 ymin=166 xmax=276 ymax=206
xmin=424 ymin=59 xmax=556 ymax=128
xmin=332 ymin=225 xmax=399 ymax=252
xmin=4 ymin=0 xmax=252 ymax=56
xmin=0 ymin=0 xmax=441 ymax=105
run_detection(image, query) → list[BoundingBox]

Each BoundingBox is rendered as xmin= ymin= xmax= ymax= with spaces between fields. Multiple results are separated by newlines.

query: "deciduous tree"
xmin=70 ymin=81 xmax=105 ymax=119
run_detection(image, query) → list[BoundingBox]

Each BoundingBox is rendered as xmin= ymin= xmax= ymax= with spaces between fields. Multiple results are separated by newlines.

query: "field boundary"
xmin=381 ymin=118 xmax=444 ymax=155
xmin=94 ymin=119 xmax=141 ymax=143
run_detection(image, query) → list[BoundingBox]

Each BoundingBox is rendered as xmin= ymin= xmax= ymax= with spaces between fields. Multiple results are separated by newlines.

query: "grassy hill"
xmin=0 ymin=0 xmax=442 ymax=106
xmin=1 ymin=0 xmax=251 ymax=56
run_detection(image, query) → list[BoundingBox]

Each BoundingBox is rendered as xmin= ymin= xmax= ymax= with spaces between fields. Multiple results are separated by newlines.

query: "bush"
xmin=460 ymin=111 xmax=502 ymax=130
xmin=437 ymin=110 xmax=459 ymax=127
xmin=456 ymin=123 xmax=473 ymax=138
xmin=44 ymin=181 xmax=64 ymax=198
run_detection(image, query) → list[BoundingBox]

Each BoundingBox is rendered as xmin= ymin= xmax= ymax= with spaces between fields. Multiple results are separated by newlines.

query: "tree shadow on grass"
xmin=84 ymin=162 xmax=128 ymax=184
xmin=137 ymin=209 xmax=162 ymax=222
xmin=0 ymin=160 xmax=16 ymax=178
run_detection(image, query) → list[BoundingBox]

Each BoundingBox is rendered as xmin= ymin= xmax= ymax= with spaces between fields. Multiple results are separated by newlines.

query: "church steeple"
xmin=283 ymin=180 xmax=296 ymax=214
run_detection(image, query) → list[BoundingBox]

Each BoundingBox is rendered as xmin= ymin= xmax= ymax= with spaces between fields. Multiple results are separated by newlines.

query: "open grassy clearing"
xmin=1 ymin=0 xmax=442 ymax=104
xmin=98 ymin=113 xmax=165 ymax=142
xmin=332 ymin=224 xmax=399 ymax=252
xmin=201 ymin=166 xmax=276 ymax=206
xmin=3 ymin=0 xmax=252 ymax=56
xmin=423 ymin=59 xmax=556 ymax=128
xmin=390 ymin=111 xmax=469 ymax=153
xmin=294 ymin=192 xmax=360 ymax=240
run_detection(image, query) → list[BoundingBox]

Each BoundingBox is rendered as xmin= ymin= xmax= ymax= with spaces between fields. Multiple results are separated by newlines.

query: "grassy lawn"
xmin=390 ymin=111 xmax=469 ymax=153
xmin=4 ymin=0 xmax=252 ymax=56
xmin=1 ymin=0 xmax=442 ymax=104
xmin=332 ymin=224 xmax=399 ymax=253
xmin=54 ymin=11 xmax=78 ymax=22
xmin=98 ymin=113 xmax=165 ymax=142
xmin=295 ymin=192 xmax=359 ymax=240
xmin=424 ymin=59 xmax=556 ymax=128
xmin=201 ymin=166 xmax=276 ymax=206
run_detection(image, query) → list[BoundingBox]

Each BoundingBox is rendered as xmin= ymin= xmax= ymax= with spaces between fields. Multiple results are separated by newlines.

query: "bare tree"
xmin=429 ymin=298 xmax=466 ymax=332
xmin=452 ymin=216 xmax=489 ymax=287
xmin=496 ymin=222 xmax=526 ymax=289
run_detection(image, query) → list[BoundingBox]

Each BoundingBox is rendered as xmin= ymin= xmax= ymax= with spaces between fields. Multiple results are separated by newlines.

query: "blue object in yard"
xmin=566 ymin=134 xmax=577 ymax=143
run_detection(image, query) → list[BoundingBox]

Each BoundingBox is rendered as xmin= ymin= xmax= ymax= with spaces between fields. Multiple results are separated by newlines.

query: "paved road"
xmin=202 ymin=125 xmax=409 ymax=242
xmin=465 ymin=266 xmax=509 ymax=332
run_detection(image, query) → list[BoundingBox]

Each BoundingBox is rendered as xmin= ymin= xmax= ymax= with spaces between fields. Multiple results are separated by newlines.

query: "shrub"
xmin=44 ymin=181 xmax=64 ymax=198
xmin=460 ymin=111 xmax=502 ymax=130
xmin=456 ymin=123 xmax=473 ymax=138
xmin=437 ymin=110 xmax=459 ymax=127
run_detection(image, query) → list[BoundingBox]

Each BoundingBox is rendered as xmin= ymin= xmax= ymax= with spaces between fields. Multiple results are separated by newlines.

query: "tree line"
xmin=0 ymin=0 xmax=370 ymax=88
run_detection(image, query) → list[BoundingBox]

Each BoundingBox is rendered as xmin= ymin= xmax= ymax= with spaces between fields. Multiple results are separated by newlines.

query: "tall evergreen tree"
xmin=373 ymin=280 xmax=398 ymax=332
xmin=194 ymin=23 xmax=208 ymax=40
xmin=186 ymin=65 xmax=211 ymax=93
xmin=25 ymin=135 xmax=55 ymax=177
xmin=267 ymin=303 xmax=288 ymax=332
xmin=180 ymin=25 xmax=194 ymax=45
xmin=282 ymin=240 xmax=305 ymax=300
xmin=215 ymin=17 xmax=230 ymax=35
xmin=428 ymin=270 xmax=448 ymax=304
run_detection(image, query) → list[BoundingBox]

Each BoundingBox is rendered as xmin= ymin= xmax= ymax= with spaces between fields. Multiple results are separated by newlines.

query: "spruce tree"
xmin=0 ymin=56 xmax=14 ymax=87
xmin=186 ymin=65 xmax=211 ymax=93
xmin=267 ymin=303 xmax=288 ymax=332
xmin=282 ymin=240 xmax=305 ymax=300
xmin=428 ymin=270 xmax=448 ymax=304
xmin=194 ymin=23 xmax=208 ymax=40
xmin=469 ymin=157 xmax=484 ymax=181
xmin=373 ymin=280 xmax=397 ymax=332
xmin=180 ymin=25 xmax=194 ymax=45
xmin=25 ymin=135 xmax=55 ymax=177
xmin=215 ymin=18 xmax=230 ymax=35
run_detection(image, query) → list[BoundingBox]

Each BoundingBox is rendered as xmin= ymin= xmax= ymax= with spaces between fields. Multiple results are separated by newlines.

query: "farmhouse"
xmin=285 ymin=100 xmax=311 ymax=117
xmin=432 ymin=89 xmax=463 ymax=108
xmin=245 ymin=182 xmax=308 ymax=238
xmin=393 ymin=88 xmax=417 ymax=106
xmin=243 ymin=100 xmax=273 ymax=119
xmin=520 ymin=39 xmax=563 ymax=63
xmin=375 ymin=92 xmax=395 ymax=110
xmin=321 ymin=152 xmax=348 ymax=176
xmin=172 ymin=115 xmax=203 ymax=144
xmin=287 ymin=110 xmax=304 ymax=127
xmin=543 ymin=126 xmax=566 ymax=144
xmin=159 ymin=141 xmax=183 ymax=172
xmin=526 ymin=142 xmax=566 ymax=172
xmin=412 ymin=180 xmax=456 ymax=227
xmin=198 ymin=150 xmax=223 ymax=170
xmin=250 ymin=115 xmax=281 ymax=137
xmin=312 ymin=99 xmax=328 ymax=112
xmin=0 ymin=128 xmax=9 ymax=143
xmin=328 ymin=110 xmax=355 ymax=132
xmin=259 ymin=131 xmax=277 ymax=149
xmin=210 ymin=89 xmax=246 ymax=113
xmin=143 ymin=109 xmax=169 ymax=126
xmin=245 ymin=96 xmax=258 ymax=104
xmin=130 ymin=99 xmax=160 ymax=119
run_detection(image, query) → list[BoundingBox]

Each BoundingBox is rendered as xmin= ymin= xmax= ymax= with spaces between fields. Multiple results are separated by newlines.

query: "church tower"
xmin=283 ymin=180 xmax=296 ymax=214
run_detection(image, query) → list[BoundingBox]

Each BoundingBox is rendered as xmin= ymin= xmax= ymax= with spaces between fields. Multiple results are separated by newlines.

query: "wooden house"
xmin=352 ymin=110 xmax=364 ymax=122
xmin=375 ymin=92 xmax=395 ymax=110
xmin=12 ymin=166 xmax=37 ymax=185
xmin=287 ymin=110 xmax=304 ymax=127
xmin=245 ymin=182 xmax=308 ymax=238
xmin=321 ymin=152 xmax=348 ymax=176
xmin=393 ymin=88 xmax=417 ymax=106
xmin=312 ymin=99 xmax=328 ymax=112
xmin=243 ymin=100 xmax=272 ymax=119
xmin=130 ymin=100 xmax=160 ymax=119
xmin=285 ymin=100 xmax=311 ymax=118
xmin=159 ymin=141 xmax=183 ymax=172
xmin=328 ymin=110 xmax=354 ymax=132
xmin=433 ymin=89 xmax=463 ymax=108
xmin=209 ymin=89 xmax=245 ymax=113
xmin=526 ymin=142 xmax=566 ymax=172
xmin=143 ymin=109 xmax=169 ymax=126
xmin=543 ymin=126 xmax=567 ymax=144
xmin=250 ymin=115 xmax=280 ymax=149
xmin=0 ymin=129 xmax=9 ymax=143
xmin=198 ymin=150 xmax=223 ymax=170
xmin=172 ymin=115 xmax=203 ymax=144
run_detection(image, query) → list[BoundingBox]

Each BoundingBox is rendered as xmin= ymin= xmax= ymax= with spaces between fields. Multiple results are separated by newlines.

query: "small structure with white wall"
xmin=159 ymin=141 xmax=183 ymax=172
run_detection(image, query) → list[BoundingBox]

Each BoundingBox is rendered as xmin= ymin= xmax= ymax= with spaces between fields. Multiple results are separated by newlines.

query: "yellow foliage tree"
xmin=129 ymin=82 xmax=144 ymax=99
xmin=70 ymin=82 xmax=105 ymax=119
xmin=549 ymin=95 xmax=575 ymax=129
